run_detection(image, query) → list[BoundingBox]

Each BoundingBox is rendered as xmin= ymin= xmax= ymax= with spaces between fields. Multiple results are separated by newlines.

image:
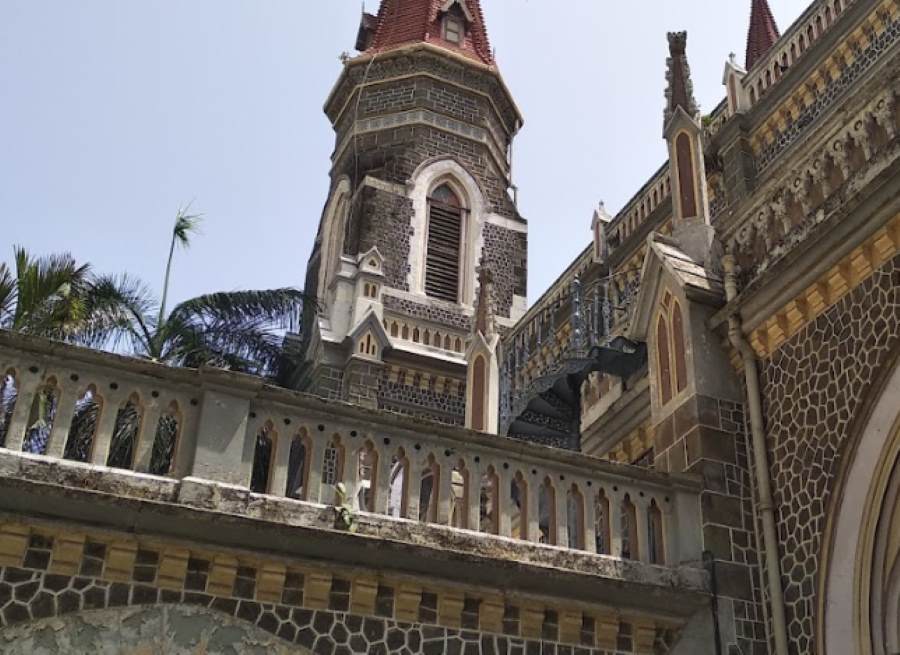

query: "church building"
xmin=0 ymin=0 xmax=896 ymax=653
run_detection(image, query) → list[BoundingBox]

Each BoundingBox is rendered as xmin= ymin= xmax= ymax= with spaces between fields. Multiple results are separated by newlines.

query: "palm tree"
xmin=88 ymin=207 xmax=311 ymax=376
xmin=1 ymin=214 xmax=315 ymax=467
xmin=0 ymin=247 xmax=111 ymax=452
xmin=92 ymin=276 xmax=310 ymax=376
xmin=0 ymin=247 xmax=96 ymax=341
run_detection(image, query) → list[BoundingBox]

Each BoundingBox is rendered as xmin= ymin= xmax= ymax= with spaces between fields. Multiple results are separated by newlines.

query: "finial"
xmin=664 ymin=30 xmax=699 ymax=126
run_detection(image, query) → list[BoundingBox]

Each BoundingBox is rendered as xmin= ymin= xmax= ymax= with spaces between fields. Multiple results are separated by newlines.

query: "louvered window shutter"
xmin=425 ymin=186 xmax=464 ymax=302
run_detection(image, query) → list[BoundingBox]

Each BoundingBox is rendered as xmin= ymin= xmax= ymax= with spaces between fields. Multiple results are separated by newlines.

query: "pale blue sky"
xmin=1 ymin=0 xmax=810 ymax=308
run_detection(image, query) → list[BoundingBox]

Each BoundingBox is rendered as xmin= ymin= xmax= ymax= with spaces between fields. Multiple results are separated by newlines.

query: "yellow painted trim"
xmin=750 ymin=213 xmax=900 ymax=358
xmin=0 ymin=519 xmax=685 ymax=646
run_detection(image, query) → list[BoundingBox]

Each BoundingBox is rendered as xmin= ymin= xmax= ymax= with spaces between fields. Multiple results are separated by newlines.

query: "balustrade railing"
xmin=0 ymin=330 xmax=701 ymax=569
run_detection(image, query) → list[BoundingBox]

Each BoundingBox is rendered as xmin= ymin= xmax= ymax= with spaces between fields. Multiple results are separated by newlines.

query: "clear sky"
xmin=1 ymin=0 xmax=811 ymax=309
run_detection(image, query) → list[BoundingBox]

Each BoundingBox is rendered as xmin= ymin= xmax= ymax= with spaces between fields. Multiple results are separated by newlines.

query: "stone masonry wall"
xmin=482 ymin=222 xmax=528 ymax=316
xmin=653 ymin=394 xmax=766 ymax=655
xmin=355 ymin=185 xmax=414 ymax=291
xmin=758 ymin=251 xmax=900 ymax=654
xmin=0 ymin=539 xmax=650 ymax=655
xmin=379 ymin=369 xmax=466 ymax=427
xmin=308 ymin=364 xmax=344 ymax=402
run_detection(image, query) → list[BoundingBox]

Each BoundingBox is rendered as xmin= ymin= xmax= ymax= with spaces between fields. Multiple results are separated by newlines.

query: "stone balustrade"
xmin=607 ymin=165 xmax=672 ymax=249
xmin=0 ymin=329 xmax=703 ymax=572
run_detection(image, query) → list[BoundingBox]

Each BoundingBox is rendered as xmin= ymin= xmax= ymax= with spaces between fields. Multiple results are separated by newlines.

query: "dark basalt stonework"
xmin=379 ymin=373 xmax=467 ymax=426
xmin=383 ymin=294 xmax=472 ymax=331
xmin=482 ymin=223 xmax=528 ymax=317
xmin=0 ymin=566 xmax=637 ymax=655
xmin=327 ymin=51 xmax=520 ymax=146
xmin=759 ymin=252 xmax=900 ymax=653
xmin=355 ymin=185 xmax=415 ymax=291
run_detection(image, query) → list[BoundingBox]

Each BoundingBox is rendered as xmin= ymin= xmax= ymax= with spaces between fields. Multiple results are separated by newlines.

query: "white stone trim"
xmin=317 ymin=176 xmax=353 ymax=303
xmin=485 ymin=213 xmax=526 ymax=233
xmin=333 ymin=108 xmax=508 ymax=178
xmin=408 ymin=158 xmax=487 ymax=309
xmin=823 ymin=360 xmax=900 ymax=655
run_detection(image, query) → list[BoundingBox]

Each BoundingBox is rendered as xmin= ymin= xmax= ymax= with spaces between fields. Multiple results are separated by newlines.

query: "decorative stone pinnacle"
xmin=664 ymin=31 xmax=699 ymax=126
xmin=474 ymin=266 xmax=496 ymax=339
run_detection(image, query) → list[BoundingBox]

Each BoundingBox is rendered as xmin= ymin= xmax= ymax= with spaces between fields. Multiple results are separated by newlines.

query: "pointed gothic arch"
xmin=408 ymin=158 xmax=487 ymax=307
xmin=316 ymin=177 xmax=353 ymax=302
xmin=822 ymin=354 xmax=900 ymax=655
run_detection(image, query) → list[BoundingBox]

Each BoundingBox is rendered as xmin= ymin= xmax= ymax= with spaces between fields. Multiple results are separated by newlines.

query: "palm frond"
xmin=163 ymin=288 xmax=313 ymax=375
xmin=173 ymin=206 xmax=203 ymax=249
xmin=0 ymin=264 xmax=16 ymax=327
xmin=78 ymin=274 xmax=158 ymax=355
xmin=11 ymin=246 xmax=93 ymax=339
xmin=168 ymin=288 xmax=313 ymax=333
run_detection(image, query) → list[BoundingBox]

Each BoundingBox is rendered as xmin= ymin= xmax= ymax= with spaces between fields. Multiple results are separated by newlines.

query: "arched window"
xmin=656 ymin=315 xmax=673 ymax=406
xmin=567 ymin=485 xmax=585 ymax=550
xmin=539 ymin=478 xmax=557 ymax=545
xmin=656 ymin=292 xmax=688 ymax=407
xmin=451 ymin=460 xmax=469 ymax=529
xmin=595 ymin=490 xmax=611 ymax=555
xmin=419 ymin=455 xmax=440 ymax=523
xmin=108 ymin=394 xmax=142 ymax=469
xmin=672 ymin=301 xmax=688 ymax=394
xmin=286 ymin=432 xmax=311 ymax=500
xmin=621 ymin=495 xmax=638 ymax=560
xmin=357 ymin=441 xmax=378 ymax=512
xmin=425 ymin=184 xmax=465 ymax=303
xmin=320 ymin=192 xmax=351 ymax=299
xmin=648 ymin=500 xmax=665 ymax=564
xmin=149 ymin=401 xmax=180 ymax=476
xmin=675 ymin=133 xmax=697 ymax=219
xmin=471 ymin=355 xmax=486 ymax=432
xmin=511 ymin=473 xmax=528 ymax=540
xmin=0 ymin=371 xmax=17 ymax=448
xmin=23 ymin=378 xmax=59 ymax=455
xmin=480 ymin=466 xmax=500 ymax=535
xmin=250 ymin=422 xmax=275 ymax=493
xmin=388 ymin=448 xmax=409 ymax=518
xmin=65 ymin=386 xmax=102 ymax=462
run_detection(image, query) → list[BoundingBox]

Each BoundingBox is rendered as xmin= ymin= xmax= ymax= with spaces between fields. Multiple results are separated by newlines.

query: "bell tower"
xmin=300 ymin=0 xmax=527 ymax=428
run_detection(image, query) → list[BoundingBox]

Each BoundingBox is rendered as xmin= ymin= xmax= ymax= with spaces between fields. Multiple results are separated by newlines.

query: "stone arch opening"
xmin=0 ymin=603 xmax=306 ymax=654
xmin=408 ymin=157 xmax=487 ymax=307
xmin=822 ymin=355 xmax=900 ymax=654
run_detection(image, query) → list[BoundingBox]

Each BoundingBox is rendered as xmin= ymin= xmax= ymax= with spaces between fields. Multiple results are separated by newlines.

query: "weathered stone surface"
xmin=760 ymin=252 xmax=900 ymax=651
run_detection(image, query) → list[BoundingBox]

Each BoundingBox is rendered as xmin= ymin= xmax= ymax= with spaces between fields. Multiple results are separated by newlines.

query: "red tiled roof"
xmin=366 ymin=0 xmax=494 ymax=66
xmin=745 ymin=0 xmax=781 ymax=70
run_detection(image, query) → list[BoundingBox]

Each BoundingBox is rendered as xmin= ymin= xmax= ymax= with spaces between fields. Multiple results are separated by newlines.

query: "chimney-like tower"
xmin=300 ymin=0 xmax=526 ymax=427
xmin=745 ymin=0 xmax=781 ymax=69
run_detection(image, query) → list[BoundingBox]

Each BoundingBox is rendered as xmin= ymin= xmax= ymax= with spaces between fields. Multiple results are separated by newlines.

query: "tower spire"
xmin=363 ymin=0 xmax=494 ymax=65
xmin=745 ymin=0 xmax=781 ymax=70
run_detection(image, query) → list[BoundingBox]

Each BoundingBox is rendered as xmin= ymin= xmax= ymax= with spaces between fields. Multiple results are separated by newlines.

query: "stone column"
xmin=190 ymin=387 xmax=254 ymax=487
xmin=45 ymin=381 xmax=79 ymax=459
